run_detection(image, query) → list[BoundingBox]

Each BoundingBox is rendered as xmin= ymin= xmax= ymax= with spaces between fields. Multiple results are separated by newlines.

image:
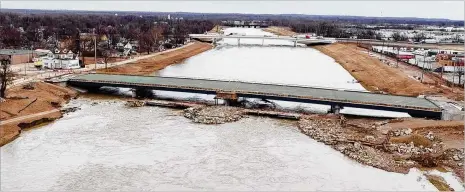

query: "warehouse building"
xmin=0 ymin=49 xmax=37 ymax=65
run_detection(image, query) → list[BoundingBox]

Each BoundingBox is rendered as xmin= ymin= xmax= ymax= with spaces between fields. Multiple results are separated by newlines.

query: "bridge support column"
xmin=216 ymin=92 xmax=238 ymax=106
xmin=329 ymin=105 xmax=343 ymax=115
xmin=224 ymin=99 xmax=240 ymax=106
xmin=238 ymin=38 xmax=241 ymax=46
xmin=294 ymin=40 xmax=297 ymax=47
xmin=134 ymin=88 xmax=154 ymax=99
xmin=262 ymin=38 xmax=264 ymax=46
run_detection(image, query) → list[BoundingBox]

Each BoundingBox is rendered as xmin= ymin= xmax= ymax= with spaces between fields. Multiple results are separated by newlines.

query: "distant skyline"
xmin=1 ymin=1 xmax=464 ymax=20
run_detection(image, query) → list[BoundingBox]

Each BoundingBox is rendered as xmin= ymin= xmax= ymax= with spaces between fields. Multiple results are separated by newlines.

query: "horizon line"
xmin=1 ymin=8 xmax=463 ymax=22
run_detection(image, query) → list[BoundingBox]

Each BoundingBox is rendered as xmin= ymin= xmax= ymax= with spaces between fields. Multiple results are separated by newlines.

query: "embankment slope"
xmin=314 ymin=43 xmax=435 ymax=97
xmin=97 ymin=42 xmax=212 ymax=75
xmin=1 ymin=82 xmax=77 ymax=146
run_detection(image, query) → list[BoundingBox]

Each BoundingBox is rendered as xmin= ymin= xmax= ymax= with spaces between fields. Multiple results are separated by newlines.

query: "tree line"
xmin=0 ymin=12 xmax=215 ymax=54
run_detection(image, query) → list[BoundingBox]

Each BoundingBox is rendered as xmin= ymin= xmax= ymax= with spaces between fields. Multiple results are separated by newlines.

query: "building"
xmin=0 ymin=49 xmax=37 ymax=64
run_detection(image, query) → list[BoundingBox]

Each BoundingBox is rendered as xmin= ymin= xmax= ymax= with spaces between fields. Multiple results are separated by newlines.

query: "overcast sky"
xmin=1 ymin=1 xmax=464 ymax=20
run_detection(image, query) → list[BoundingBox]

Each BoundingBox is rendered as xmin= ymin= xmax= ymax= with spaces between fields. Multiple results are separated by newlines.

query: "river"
xmin=1 ymin=99 xmax=436 ymax=191
xmin=1 ymin=28 xmax=438 ymax=190
xmin=155 ymin=27 xmax=410 ymax=118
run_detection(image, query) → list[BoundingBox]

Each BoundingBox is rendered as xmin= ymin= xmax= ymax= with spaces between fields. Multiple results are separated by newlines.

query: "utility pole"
xmin=381 ymin=40 xmax=385 ymax=62
xmin=94 ymin=28 xmax=97 ymax=70
xmin=421 ymin=55 xmax=426 ymax=83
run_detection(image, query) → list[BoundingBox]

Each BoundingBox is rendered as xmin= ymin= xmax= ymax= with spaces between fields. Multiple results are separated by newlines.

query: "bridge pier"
xmin=215 ymin=91 xmax=239 ymax=106
xmin=329 ymin=105 xmax=343 ymax=115
xmin=294 ymin=40 xmax=297 ymax=47
xmin=134 ymin=88 xmax=154 ymax=99
xmin=238 ymin=38 xmax=241 ymax=46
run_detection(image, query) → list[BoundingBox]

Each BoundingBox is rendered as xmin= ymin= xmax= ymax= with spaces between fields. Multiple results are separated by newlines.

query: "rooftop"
xmin=0 ymin=49 xmax=36 ymax=55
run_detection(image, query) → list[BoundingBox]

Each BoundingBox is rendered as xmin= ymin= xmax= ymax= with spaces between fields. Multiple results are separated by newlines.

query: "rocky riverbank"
xmin=298 ymin=115 xmax=464 ymax=189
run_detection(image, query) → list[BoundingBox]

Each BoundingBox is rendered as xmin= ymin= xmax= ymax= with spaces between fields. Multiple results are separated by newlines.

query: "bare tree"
xmin=100 ymin=48 xmax=117 ymax=70
xmin=0 ymin=55 xmax=14 ymax=98
xmin=413 ymin=33 xmax=426 ymax=42
xmin=150 ymin=27 xmax=164 ymax=49
xmin=391 ymin=32 xmax=408 ymax=41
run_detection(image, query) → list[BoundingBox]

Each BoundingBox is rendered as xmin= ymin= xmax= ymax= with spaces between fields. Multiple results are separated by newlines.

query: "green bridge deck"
xmin=68 ymin=74 xmax=442 ymax=118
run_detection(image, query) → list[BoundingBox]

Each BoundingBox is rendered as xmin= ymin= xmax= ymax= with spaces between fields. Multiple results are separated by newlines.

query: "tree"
xmin=140 ymin=31 xmax=154 ymax=54
xmin=1 ymin=26 xmax=21 ymax=48
xmin=391 ymin=32 xmax=408 ymax=41
xmin=100 ymin=48 xmax=117 ymax=69
xmin=413 ymin=33 xmax=426 ymax=42
xmin=0 ymin=56 xmax=14 ymax=98
xmin=150 ymin=26 xmax=164 ymax=48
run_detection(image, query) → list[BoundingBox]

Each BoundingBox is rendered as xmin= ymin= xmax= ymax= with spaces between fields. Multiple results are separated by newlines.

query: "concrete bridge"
xmin=189 ymin=34 xmax=335 ymax=47
xmin=67 ymin=74 xmax=442 ymax=119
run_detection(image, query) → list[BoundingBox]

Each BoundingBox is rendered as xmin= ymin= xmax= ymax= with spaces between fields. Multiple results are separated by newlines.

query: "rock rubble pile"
xmin=184 ymin=106 xmax=244 ymax=124
xmin=125 ymin=100 xmax=145 ymax=107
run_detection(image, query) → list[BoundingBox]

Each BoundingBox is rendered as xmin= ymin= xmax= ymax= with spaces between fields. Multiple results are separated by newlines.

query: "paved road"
xmin=0 ymin=109 xmax=59 ymax=126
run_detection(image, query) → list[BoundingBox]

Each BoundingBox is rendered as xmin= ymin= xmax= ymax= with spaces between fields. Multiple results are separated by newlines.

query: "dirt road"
xmin=97 ymin=42 xmax=213 ymax=75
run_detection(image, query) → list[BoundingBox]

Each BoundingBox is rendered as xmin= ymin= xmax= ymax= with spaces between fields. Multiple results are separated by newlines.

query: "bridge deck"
xmin=69 ymin=74 xmax=440 ymax=113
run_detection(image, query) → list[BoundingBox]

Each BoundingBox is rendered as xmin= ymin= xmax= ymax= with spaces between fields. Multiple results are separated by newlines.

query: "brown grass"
xmin=210 ymin=25 xmax=225 ymax=33
xmin=382 ymin=119 xmax=464 ymax=149
xmin=263 ymin=26 xmax=297 ymax=36
xmin=82 ymin=57 xmax=128 ymax=65
xmin=314 ymin=43 xmax=436 ymax=97
xmin=97 ymin=42 xmax=212 ymax=75
xmin=389 ymin=134 xmax=433 ymax=148
xmin=426 ymin=174 xmax=454 ymax=191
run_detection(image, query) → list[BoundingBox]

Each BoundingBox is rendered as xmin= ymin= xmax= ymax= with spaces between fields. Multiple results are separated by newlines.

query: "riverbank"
xmin=297 ymin=114 xmax=464 ymax=189
xmin=0 ymin=82 xmax=77 ymax=146
xmin=96 ymin=42 xmax=213 ymax=75
xmin=314 ymin=43 xmax=437 ymax=97
xmin=314 ymin=43 xmax=464 ymax=101
xmin=263 ymin=26 xmax=297 ymax=36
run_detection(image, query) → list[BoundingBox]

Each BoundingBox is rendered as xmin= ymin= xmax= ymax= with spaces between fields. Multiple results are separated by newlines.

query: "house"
xmin=123 ymin=43 xmax=133 ymax=56
xmin=116 ymin=43 xmax=125 ymax=50
xmin=37 ymin=49 xmax=80 ymax=69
